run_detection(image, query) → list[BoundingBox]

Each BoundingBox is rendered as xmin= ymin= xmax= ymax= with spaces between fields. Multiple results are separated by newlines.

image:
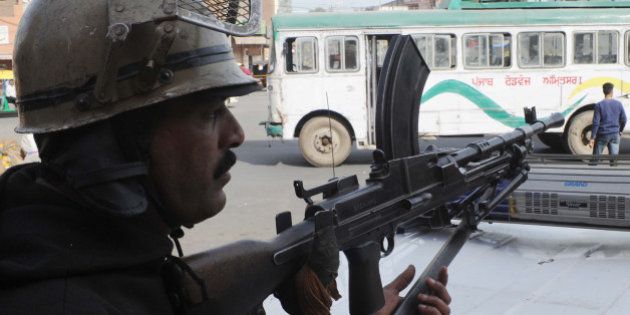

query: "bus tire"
xmin=563 ymin=110 xmax=607 ymax=155
xmin=299 ymin=116 xmax=352 ymax=167
xmin=537 ymin=132 xmax=563 ymax=149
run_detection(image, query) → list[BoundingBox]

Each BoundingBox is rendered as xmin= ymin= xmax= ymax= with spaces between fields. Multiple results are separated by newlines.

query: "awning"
xmin=0 ymin=70 xmax=13 ymax=79
xmin=233 ymin=36 xmax=269 ymax=45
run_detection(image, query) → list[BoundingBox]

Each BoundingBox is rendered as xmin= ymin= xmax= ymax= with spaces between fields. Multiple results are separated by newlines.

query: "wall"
xmin=0 ymin=1 xmax=26 ymax=69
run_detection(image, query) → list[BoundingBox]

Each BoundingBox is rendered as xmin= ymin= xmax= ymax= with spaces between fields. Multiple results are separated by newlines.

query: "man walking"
xmin=590 ymin=82 xmax=627 ymax=165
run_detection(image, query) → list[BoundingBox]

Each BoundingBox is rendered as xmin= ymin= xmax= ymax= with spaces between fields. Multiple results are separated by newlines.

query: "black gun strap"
xmin=161 ymin=255 xmax=209 ymax=315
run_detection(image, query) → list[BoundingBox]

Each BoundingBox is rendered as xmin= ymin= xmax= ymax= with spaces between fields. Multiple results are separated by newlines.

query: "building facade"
xmin=231 ymin=0 xmax=278 ymax=70
xmin=0 ymin=1 xmax=27 ymax=78
xmin=377 ymin=0 xmax=437 ymax=10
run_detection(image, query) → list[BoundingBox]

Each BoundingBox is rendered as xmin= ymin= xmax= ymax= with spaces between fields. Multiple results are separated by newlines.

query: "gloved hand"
xmin=275 ymin=211 xmax=341 ymax=315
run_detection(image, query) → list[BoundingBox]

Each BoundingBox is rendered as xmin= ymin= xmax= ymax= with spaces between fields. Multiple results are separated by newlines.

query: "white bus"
xmin=263 ymin=0 xmax=630 ymax=166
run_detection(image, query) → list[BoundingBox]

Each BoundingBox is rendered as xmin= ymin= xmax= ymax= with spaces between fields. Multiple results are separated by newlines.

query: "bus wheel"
xmin=564 ymin=110 xmax=608 ymax=155
xmin=537 ymin=133 xmax=563 ymax=150
xmin=299 ymin=116 xmax=352 ymax=167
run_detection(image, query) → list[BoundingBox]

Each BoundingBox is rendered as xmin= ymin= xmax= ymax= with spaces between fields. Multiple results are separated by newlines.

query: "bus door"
xmin=366 ymin=34 xmax=397 ymax=147
xmin=319 ymin=34 xmax=368 ymax=146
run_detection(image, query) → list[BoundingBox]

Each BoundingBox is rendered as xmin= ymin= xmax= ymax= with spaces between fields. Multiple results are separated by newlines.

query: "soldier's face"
xmin=150 ymin=96 xmax=244 ymax=226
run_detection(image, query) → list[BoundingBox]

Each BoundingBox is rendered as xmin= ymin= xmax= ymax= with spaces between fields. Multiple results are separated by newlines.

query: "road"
xmin=4 ymin=92 xmax=630 ymax=314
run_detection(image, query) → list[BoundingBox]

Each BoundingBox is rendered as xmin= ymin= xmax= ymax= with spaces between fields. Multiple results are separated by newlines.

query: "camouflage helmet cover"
xmin=14 ymin=0 xmax=260 ymax=133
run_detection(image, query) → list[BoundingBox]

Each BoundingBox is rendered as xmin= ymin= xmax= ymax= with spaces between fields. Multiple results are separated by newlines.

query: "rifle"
xmin=172 ymin=36 xmax=564 ymax=314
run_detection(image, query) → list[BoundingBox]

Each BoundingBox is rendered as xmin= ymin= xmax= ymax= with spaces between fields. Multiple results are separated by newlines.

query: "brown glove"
xmin=275 ymin=211 xmax=341 ymax=315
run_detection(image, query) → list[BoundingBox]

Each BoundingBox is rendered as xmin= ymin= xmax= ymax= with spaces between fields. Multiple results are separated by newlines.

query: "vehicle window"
xmin=414 ymin=35 xmax=434 ymax=68
xmin=626 ymin=31 xmax=630 ymax=65
xmin=574 ymin=31 xmax=618 ymax=64
xmin=285 ymin=37 xmax=318 ymax=73
xmin=464 ymin=33 xmax=511 ymax=69
xmin=518 ymin=32 xmax=564 ymax=68
xmin=327 ymin=37 xmax=342 ymax=70
xmin=344 ymin=37 xmax=359 ymax=70
xmin=269 ymin=39 xmax=277 ymax=74
xmin=376 ymin=39 xmax=389 ymax=67
xmin=412 ymin=34 xmax=456 ymax=70
xmin=543 ymin=33 xmax=565 ymax=67
xmin=518 ymin=33 xmax=540 ymax=67
xmin=326 ymin=36 xmax=359 ymax=72
xmin=436 ymin=35 xmax=456 ymax=69
xmin=574 ymin=32 xmax=594 ymax=64
xmin=598 ymin=31 xmax=618 ymax=64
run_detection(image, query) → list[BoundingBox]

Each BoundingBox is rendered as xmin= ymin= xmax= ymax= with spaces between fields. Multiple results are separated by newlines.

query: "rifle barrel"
xmin=450 ymin=113 xmax=564 ymax=165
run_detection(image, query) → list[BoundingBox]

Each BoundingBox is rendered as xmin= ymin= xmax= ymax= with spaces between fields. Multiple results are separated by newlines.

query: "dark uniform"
xmin=0 ymin=164 xmax=174 ymax=314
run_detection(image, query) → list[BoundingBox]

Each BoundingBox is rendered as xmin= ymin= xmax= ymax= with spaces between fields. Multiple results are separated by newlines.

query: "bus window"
xmin=598 ymin=31 xmax=618 ymax=64
xmin=325 ymin=36 xmax=360 ymax=72
xmin=464 ymin=33 xmax=511 ymax=69
xmin=327 ymin=37 xmax=343 ymax=70
xmin=345 ymin=38 xmax=359 ymax=70
xmin=376 ymin=39 xmax=389 ymax=67
xmin=518 ymin=32 xmax=564 ymax=68
xmin=269 ymin=39 xmax=276 ymax=74
xmin=518 ymin=33 xmax=540 ymax=67
xmin=574 ymin=32 xmax=594 ymax=64
xmin=414 ymin=35 xmax=434 ymax=67
xmin=626 ymin=31 xmax=630 ymax=65
xmin=574 ymin=31 xmax=618 ymax=64
xmin=412 ymin=34 xmax=456 ymax=70
xmin=285 ymin=37 xmax=318 ymax=73
xmin=435 ymin=35 xmax=456 ymax=69
xmin=543 ymin=33 xmax=564 ymax=67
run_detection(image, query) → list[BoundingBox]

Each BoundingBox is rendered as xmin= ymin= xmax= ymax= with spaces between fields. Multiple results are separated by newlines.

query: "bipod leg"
xmin=393 ymin=217 xmax=474 ymax=315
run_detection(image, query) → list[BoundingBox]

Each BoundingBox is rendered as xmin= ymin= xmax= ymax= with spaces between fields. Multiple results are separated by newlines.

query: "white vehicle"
xmin=264 ymin=0 xmax=630 ymax=167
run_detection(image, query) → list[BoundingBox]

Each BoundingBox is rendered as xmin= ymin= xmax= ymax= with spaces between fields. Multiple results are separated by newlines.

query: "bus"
xmin=263 ymin=0 xmax=630 ymax=166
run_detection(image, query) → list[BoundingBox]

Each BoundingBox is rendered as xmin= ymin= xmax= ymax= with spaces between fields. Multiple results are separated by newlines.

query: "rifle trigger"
xmin=275 ymin=211 xmax=293 ymax=234
xmin=381 ymin=233 xmax=395 ymax=257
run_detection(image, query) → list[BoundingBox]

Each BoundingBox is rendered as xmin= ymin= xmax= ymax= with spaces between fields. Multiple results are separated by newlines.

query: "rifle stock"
xmin=177 ymin=220 xmax=312 ymax=315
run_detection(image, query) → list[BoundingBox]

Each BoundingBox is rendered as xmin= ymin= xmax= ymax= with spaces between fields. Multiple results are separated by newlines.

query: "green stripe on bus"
xmin=446 ymin=0 xmax=630 ymax=10
xmin=421 ymin=80 xmax=586 ymax=128
xmin=273 ymin=9 xmax=630 ymax=31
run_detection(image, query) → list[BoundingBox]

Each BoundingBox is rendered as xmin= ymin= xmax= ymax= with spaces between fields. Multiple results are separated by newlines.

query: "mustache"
xmin=213 ymin=150 xmax=237 ymax=179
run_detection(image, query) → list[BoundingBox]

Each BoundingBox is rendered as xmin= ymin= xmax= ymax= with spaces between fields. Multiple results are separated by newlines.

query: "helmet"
xmin=14 ymin=0 xmax=261 ymax=133
xmin=12 ymin=0 xmax=262 ymax=219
